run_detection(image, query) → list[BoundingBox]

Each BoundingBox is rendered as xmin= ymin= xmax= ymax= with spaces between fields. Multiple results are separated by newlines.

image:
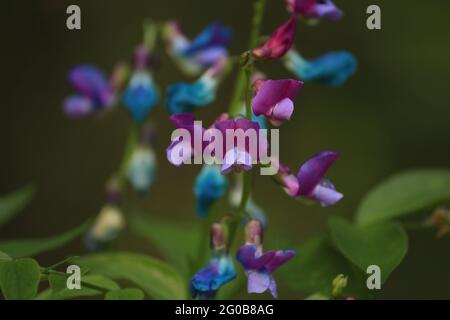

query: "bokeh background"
xmin=1 ymin=0 xmax=449 ymax=299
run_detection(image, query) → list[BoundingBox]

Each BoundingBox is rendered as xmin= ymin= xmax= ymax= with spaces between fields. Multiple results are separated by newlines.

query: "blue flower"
xmin=285 ymin=50 xmax=357 ymax=86
xmin=191 ymin=255 xmax=237 ymax=300
xmin=166 ymin=75 xmax=217 ymax=114
xmin=127 ymin=146 xmax=157 ymax=193
xmin=123 ymin=71 xmax=160 ymax=123
xmin=194 ymin=165 xmax=228 ymax=218
xmin=164 ymin=21 xmax=232 ymax=75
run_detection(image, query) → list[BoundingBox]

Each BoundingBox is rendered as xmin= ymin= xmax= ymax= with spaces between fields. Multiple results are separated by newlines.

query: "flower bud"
xmin=245 ymin=219 xmax=264 ymax=246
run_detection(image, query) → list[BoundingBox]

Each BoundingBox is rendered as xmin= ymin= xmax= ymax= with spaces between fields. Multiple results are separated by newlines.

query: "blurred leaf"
xmin=129 ymin=213 xmax=200 ymax=275
xmin=0 ymin=258 xmax=40 ymax=300
xmin=0 ymin=220 xmax=90 ymax=258
xmin=0 ymin=184 xmax=35 ymax=227
xmin=356 ymin=170 xmax=450 ymax=226
xmin=329 ymin=217 xmax=408 ymax=283
xmin=75 ymin=252 xmax=187 ymax=300
xmin=0 ymin=251 xmax=11 ymax=262
xmin=305 ymin=293 xmax=330 ymax=300
xmin=280 ymin=237 xmax=355 ymax=296
xmin=105 ymin=288 xmax=145 ymax=300
xmin=47 ymin=273 xmax=119 ymax=300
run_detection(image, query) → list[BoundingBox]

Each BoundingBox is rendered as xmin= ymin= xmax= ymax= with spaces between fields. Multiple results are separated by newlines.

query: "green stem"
xmin=228 ymin=0 xmax=267 ymax=116
xmin=117 ymin=123 xmax=140 ymax=190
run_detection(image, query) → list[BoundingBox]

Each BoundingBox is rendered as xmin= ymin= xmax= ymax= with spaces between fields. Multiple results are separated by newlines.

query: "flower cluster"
xmin=64 ymin=0 xmax=356 ymax=300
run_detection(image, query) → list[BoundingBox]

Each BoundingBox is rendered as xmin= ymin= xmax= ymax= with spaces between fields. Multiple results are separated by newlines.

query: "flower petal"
xmin=296 ymin=151 xmax=340 ymax=196
xmin=265 ymin=249 xmax=296 ymax=273
xmin=63 ymin=95 xmax=95 ymax=118
xmin=312 ymin=183 xmax=344 ymax=206
xmin=271 ymin=97 xmax=294 ymax=123
xmin=236 ymin=245 xmax=276 ymax=270
xmin=247 ymin=270 xmax=271 ymax=294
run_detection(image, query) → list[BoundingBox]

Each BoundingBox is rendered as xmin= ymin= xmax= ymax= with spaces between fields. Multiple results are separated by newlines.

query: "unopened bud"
xmin=245 ymin=219 xmax=263 ymax=245
xmin=332 ymin=274 xmax=348 ymax=298
xmin=211 ymin=223 xmax=228 ymax=252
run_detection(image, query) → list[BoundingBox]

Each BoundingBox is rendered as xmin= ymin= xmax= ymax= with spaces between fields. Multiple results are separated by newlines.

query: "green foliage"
xmin=0 ymin=220 xmax=90 ymax=258
xmin=0 ymin=184 xmax=35 ymax=227
xmin=0 ymin=258 xmax=40 ymax=300
xmin=75 ymin=252 xmax=187 ymax=300
xmin=45 ymin=273 xmax=120 ymax=300
xmin=0 ymin=251 xmax=11 ymax=262
xmin=129 ymin=213 xmax=201 ymax=275
xmin=105 ymin=288 xmax=145 ymax=300
xmin=356 ymin=170 xmax=450 ymax=226
xmin=280 ymin=237 xmax=354 ymax=295
xmin=329 ymin=217 xmax=408 ymax=283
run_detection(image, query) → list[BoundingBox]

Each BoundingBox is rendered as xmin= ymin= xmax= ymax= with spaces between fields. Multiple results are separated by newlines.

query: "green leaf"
xmin=105 ymin=288 xmax=145 ymax=300
xmin=0 ymin=258 xmax=41 ymax=300
xmin=329 ymin=217 xmax=408 ymax=283
xmin=47 ymin=273 xmax=120 ymax=300
xmin=0 ymin=220 xmax=90 ymax=258
xmin=356 ymin=170 xmax=450 ymax=226
xmin=0 ymin=251 xmax=11 ymax=262
xmin=280 ymin=237 xmax=356 ymax=295
xmin=0 ymin=184 xmax=35 ymax=227
xmin=75 ymin=252 xmax=187 ymax=300
xmin=129 ymin=213 xmax=200 ymax=275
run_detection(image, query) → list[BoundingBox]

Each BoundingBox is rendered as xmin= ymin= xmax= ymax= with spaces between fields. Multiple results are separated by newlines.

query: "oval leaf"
xmin=75 ymin=252 xmax=187 ymax=300
xmin=0 ymin=258 xmax=41 ymax=300
xmin=356 ymin=170 xmax=450 ymax=226
xmin=0 ymin=220 xmax=90 ymax=258
xmin=0 ymin=251 xmax=11 ymax=262
xmin=105 ymin=288 xmax=145 ymax=300
xmin=0 ymin=184 xmax=35 ymax=227
xmin=329 ymin=217 xmax=408 ymax=283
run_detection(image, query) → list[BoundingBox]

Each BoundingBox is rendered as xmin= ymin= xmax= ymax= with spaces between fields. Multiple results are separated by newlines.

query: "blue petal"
xmin=191 ymin=256 xmax=236 ymax=298
xmin=194 ymin=165 xmax=228 ymax=218
xmin=127 ymin=147 xmax=157 ymax=193
xmin=303 ymin=52 xmax=357 ymax=86
xmin=166 ymin=78 xmax=216 ymax=114
xmin=123 ymin=72 xmax=160 ymax=123
xmin=182 ymin=22 xmax=232 ymax=57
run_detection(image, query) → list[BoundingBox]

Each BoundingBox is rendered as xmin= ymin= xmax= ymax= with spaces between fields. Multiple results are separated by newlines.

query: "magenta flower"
xmin=252 ymin=17 xmax=297 ymax=60
xmin=63 ymin=65 xmax=116 ymax=118
xmin=275 ymin=151 xmax=343 ymax=206
xmin=251 ymin=79 xmax=303 ymax=126
xmin=286 ymin=0 xmax=343 ymax=21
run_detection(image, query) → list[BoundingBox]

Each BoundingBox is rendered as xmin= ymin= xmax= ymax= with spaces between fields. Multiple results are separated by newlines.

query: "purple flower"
xmin=275 ymin=151 xmax=343 ymax=206
xmin=237 ymin=244 xmax=295 ymax=298
xmin=164 ymin=21 xmax=232 ymax=75
xmin=214 ymin=118 xmax=268 ymax=174
xmin=252 ymin=17 xmax=297 ymax=60
xmin=287 ymin=0 xmax=343 ymax=21
xmin=251 ymin=79 xmax=303 ymax=126
xmin=63 ymin=65 xmax=116 ymax=118
xmin=166 ymin=113 xmax=205 ymax=166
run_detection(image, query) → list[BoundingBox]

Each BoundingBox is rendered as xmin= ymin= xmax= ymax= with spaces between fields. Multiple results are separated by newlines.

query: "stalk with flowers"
xmin=0 ymin=0 xmax=449 ymax=301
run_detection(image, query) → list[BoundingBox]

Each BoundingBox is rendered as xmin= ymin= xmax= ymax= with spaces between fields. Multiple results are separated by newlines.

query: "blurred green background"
xmin=1 ymin=0 xmax=449 ymax=299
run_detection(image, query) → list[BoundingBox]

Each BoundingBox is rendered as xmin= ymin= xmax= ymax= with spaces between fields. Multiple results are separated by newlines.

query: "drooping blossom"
xmin=251 ymin=79 xmax=304 ymax=126
xmin=166 ymin=57 xmax=228 ymax=114
xmin=274 ymin=151 xmax=343 ymax=206
xmin=287 ymin=0 xmax=343 ymax=21
xmin=164 ymin=21 xmax=232 ymax=75
xmin=63 ymin=65 xmax=117 ymax=118
xmin=191 ymin=223 xmax=237 ymax=300
xmin=252 ymin=17 xmax=297 ymax=60
xmin=84 ymin=205 xmax=125 ymax=252
xmin=123 ymin=46 xmax=160 ymax=123
xmin=194 ymin=165 xmax=228 ymax=218
xmin=127 ymin=125 xmax=157 ymax=193
xmin=284 ymin=49 xmax=357 ymax=86
xmin=237 ymin=220 xmax=295 ymax=298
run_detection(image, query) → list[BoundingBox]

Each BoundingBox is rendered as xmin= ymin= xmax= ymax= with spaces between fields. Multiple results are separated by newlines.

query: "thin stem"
xmin=117 ymin=123 xmax=140 ymax=190
xmin=228 ymin=0 xmax=267 ymax=116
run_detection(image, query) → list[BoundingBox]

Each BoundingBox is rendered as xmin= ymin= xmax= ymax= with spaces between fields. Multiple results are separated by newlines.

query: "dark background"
xmin=1 ymin=0 xmax=449 ymax=299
